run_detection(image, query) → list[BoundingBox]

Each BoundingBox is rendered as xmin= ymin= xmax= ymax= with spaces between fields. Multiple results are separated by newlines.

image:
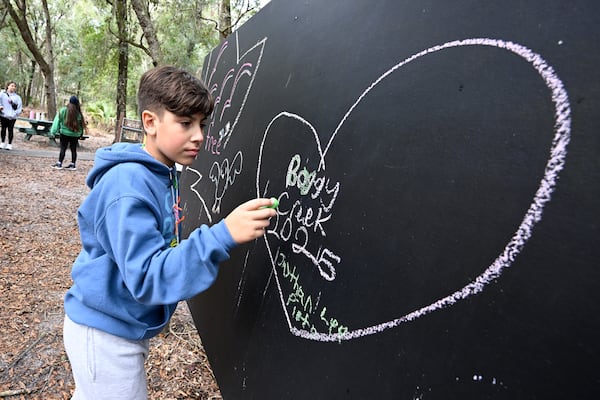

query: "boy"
xmin=63 ymin=65 xmax=276 ymax=399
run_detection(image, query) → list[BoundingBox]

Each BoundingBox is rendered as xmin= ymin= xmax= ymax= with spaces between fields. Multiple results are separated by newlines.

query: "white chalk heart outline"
xmin=256 ymin=38 xmax=571 ymax=342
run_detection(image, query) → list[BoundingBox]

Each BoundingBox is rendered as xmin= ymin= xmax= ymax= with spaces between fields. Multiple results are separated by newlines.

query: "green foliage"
xmin=2 ymin=0 xmax=268 ymax=118
xmin=84 ymin=101 xmax=116 ymax=128
xmin=53 ymin=0 xmax=118 ymax=104
xmin=152 ymin=0 xmax=220 ymax=69
xmin=0 ymin=15 xmax=29 ymax=87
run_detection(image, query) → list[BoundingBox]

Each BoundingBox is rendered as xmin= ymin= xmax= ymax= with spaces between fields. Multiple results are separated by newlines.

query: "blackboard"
xmin=180 ymin=0 xmax=600 ymax=398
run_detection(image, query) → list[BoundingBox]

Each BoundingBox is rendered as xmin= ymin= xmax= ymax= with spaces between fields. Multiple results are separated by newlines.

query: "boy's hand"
xmin=224 ymin=198 xmax=278 ymax=244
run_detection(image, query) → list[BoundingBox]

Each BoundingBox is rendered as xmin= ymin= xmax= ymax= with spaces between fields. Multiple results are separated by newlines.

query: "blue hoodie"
xmin=64 ymin=143 xmax=236 ymax=340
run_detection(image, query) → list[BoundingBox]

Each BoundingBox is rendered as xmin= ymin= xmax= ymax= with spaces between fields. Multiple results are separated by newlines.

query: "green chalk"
xmin=263 ymin=197 xmax=279 ymax=209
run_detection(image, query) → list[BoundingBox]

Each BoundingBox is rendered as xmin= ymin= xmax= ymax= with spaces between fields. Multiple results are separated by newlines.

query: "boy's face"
xmin=142 ymin=109 xmax=206 ymax=167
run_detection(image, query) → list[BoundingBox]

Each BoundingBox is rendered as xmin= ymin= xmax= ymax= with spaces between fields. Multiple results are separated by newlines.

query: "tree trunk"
xmin=25 ymin=60 xmax=36 ymax=106
xmin=2 ymin=0 xmax=58 ymax=118
xmin=130 ymin=0 xmax=163 ymax=66
xmin=41 ymin=0 xmax=57 ymax=117
xmin=114 ymin=0 xmax=129 ymax=142
xmin=219 ymin=0 xmax=231 ymax=39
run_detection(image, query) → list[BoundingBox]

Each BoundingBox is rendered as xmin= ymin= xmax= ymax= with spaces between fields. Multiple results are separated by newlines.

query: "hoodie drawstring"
xmin=170 ymin=169 xmax=184 ymax=247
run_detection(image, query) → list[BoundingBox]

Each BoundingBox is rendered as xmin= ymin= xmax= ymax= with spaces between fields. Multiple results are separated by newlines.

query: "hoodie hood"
xmin=87 ymin=143 xmax=170 ymax=189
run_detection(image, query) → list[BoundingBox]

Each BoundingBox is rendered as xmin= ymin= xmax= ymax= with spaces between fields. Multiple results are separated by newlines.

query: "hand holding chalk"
xmin=225 ymin=198 xmax=278 ymax=244
xmin=261 ymin=197 xmax=279 ymax=209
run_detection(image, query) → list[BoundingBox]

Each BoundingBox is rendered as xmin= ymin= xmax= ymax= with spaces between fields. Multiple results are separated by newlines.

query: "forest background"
xmin=0 ymin=0 xmax=268 ymax=138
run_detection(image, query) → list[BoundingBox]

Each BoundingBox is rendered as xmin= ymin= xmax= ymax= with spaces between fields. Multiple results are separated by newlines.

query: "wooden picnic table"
xmin=17 ymin=117 xmax=89 ymax=145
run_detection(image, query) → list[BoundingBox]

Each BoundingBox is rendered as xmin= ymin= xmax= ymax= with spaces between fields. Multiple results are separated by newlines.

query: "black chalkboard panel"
xmin=180 ymin=0 xmax=600 ymax=398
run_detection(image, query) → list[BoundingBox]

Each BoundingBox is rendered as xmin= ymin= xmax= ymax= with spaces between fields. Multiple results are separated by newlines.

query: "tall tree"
xmin=2 ymin=0 xmax=58 ymax=117
xmin=219 ymin=0 xmax=231 ymax=39
xmin=130 ymin=0 xmax=162 ymax=66
xmin=113 ymin=0 xmax=129 ymax=141
xmin=200 ymin=0 xmax=261 ymax=40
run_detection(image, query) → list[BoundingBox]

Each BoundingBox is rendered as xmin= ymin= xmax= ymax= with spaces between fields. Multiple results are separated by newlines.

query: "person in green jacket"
xmin=51 ymin=96 xmax=85 ymax=170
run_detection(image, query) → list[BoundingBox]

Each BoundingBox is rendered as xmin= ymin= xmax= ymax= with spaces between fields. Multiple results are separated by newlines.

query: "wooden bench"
xmin=17 ymin=117 xmax=89 ymax=145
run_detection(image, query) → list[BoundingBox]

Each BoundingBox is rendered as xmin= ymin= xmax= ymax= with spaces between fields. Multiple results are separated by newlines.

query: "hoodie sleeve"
xmin=96 ymin=194 xmax=236 ymax=305
xmin=15 ymin=95 xmax=22 ymax=116
xmin=50 ymin=110 xmax=61 ymax=135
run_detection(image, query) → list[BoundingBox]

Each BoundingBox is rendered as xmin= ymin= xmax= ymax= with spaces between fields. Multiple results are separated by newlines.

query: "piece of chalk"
xmin=262 ymin=197 xmax=279 ymax=209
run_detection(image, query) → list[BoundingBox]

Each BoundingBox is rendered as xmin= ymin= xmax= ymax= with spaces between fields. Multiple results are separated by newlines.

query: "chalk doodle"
xmin=183 ymin=32 xmax=267 ymax=221
xmin=186 ymin=167 xmax=213 ymax=224
xmin=208 ymin=151 xmax=244 ymax=214
xmin=183 ymin=37 xmax=572 ymax=342
xmin=203 ymin=32 xmax=267 ymax=151
xmin=255 ymin=38 xmax=571 ymax=342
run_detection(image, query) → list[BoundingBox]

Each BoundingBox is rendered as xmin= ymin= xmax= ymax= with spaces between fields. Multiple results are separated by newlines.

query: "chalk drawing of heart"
xmin=255 ymin=38 xmax=571 ymax=342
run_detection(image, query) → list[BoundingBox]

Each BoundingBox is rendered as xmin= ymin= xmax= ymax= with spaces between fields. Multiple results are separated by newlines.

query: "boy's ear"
xmin=141 ymin=110 xmax=158 ymax=136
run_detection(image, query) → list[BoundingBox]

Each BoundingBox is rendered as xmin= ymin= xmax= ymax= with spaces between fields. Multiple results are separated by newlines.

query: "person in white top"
xmin=0 ymin=81 xmax=23 ymax=150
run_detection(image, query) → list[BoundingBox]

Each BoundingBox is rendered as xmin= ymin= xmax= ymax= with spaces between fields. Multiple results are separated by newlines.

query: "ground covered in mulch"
xmin=0 ymin=130 xmax=222 ymax=399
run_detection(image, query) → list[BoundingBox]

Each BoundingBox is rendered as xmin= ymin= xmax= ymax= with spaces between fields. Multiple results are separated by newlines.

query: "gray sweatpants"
xmin=63 ymin=315 xmax=150 ymax=400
